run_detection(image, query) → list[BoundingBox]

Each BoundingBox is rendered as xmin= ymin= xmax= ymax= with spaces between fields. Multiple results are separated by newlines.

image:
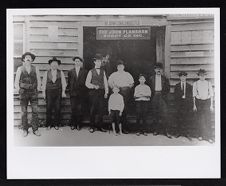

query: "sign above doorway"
xmin=96 ymin=26 xmax=151 ymax=40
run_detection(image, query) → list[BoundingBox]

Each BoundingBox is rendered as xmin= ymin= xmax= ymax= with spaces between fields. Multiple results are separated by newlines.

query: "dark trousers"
xmin=151 ymin=92 xmax=169 ymax=134
xmin=195 ymin=98 xmax=212 ymax=139
xmin=136 ymin=101 xmax=149 ymax=132
xmin=175 ymin=100 xmax=192 ymax=136
xmin=110 ymin=110 xmax=120 ymax=133
xmin=119 ymin=87 xmax=131 ymax=129
xmin=46 ymin=89 xmax=62 ymax=127
xmin=89 ymin=89 xmax=105 ymax=129
xmin=20 ymin=89 xmax=39 ymax=132
xmin=70 ymin=95 xmax=83 ymax=127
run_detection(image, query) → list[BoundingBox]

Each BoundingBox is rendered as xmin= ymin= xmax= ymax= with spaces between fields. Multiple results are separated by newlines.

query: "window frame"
xmin=13 ymin=22 xmax=25 ymax=58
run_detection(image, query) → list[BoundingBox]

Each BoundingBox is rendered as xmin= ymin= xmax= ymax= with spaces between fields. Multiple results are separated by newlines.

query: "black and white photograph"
xmin=7 ymin=8 xmax=220 ymax=179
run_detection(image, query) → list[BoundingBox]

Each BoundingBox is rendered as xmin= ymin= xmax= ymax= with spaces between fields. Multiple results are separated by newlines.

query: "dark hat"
xmin=93 ymin=53 xmax=103 ymax=61
xmin=178 ymin=71 xmax=188 ymax=76
xmin=197 ymin=69 xmax=207 ymax=75
xmin=21 ymin=52 xmax=36 ymax=62
xmin=117 ymin=59 xmax=125 ymax=66
xmin=48 ymin=57 xmax=61 ymax=65
xmin=73 ymin=56 xmax=83 ymax=62
xmin=154 ymin=62 xmax=163 ymax=69
xmin=139 ymin=74 xmax=146 ymax=79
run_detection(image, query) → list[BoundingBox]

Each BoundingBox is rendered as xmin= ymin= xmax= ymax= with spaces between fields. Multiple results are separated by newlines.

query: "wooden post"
xmin=164 ymin=21 xmax=171 ymax=79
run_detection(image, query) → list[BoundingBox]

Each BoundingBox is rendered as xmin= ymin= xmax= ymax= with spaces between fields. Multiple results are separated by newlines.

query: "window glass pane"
xmin=14 ymin=42 xmax=23 ymax=56
xmin=14 ymin=24 xmax=23 ymax=40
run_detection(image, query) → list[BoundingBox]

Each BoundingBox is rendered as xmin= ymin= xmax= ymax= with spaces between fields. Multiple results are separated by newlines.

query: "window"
xmin=13 ymin=23 xmax=25 ymax=58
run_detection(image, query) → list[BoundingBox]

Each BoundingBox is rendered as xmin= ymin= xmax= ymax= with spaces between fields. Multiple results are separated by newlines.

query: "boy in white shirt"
xmin=134 ymin=74 xmax=151 ymax=136
xmin=193 ymin=69 xmax=214 ymax=143
xmin=108 ymin=86 xmax=124 ymax=135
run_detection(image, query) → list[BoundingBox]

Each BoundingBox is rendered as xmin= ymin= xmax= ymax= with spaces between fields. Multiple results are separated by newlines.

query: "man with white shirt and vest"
xmin=85 ymin=54 xmax=109 ymax=133
xmin=108 ymin=60 xmax=134 ymax=134
xmin=42 ymin=57 xmax=67 ymax=130
xmin=14 ymin=52 xmax=41 ymax=137
xmin=193 ymin=69 xmax=214 ymax=143
xmin=174 ymin=72 xmax=193 ymax=140
xmin=149 ymin=62 xmax=172 ymax=138
xmin=67 ymin=56 xmax=87 ymax=130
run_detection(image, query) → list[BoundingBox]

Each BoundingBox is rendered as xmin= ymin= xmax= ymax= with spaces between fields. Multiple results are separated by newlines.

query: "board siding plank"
xmin=29 ymin=21 xmax=80 ymax=28
xmin=29 ymin=42 xmax=78 ymax=50
xmin=29 ymin=49 xmax=78 ymax=57
xmin=29 ymin=35 xmax=79 ymax=42
xmin=171 ymin=51 xmax=213 ymax=58
xmin=170 ymin=64 xmax=213 ymax=71
xmin=171 ymin=44 xmax=214 ymax=52
xmin=171 ymin=22 xmax=214 ymax=31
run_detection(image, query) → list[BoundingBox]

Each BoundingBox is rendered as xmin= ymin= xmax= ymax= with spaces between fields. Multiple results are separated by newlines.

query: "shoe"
xmin=153 ymin=132 xmax=159 ymax=136
xmin=165 ymin=133 xmax=172 ymax=139
xmin=46 ymin=126 xmax=51 ymax=130
xmin=198 ymin=137 xmax=203 ymax=141
xmin=70 ymin=126 xmax=76 ymax=130
xmin=142 ymin=132 xmax=148 ymax=136
xmin=207 ymin=139 xmax=214 ymax=144
xmin=89 ymin=128 xmax=95 ymax=133
xmin=76 ymin=125 xmax=81 ymax=131
xmin=122 ymin=130 xmax=129 ymax=134
xmin=54 ymin=126 xmax=59 ymax=130
xmin=99 ymin=128 xmax=107 ymax=132
xmin=136 ymin=132 xmax=141 ymax=136
xmin=175 ymin=134 xmax=181 ymax=138
xmin=33 ymin=130 xmax=41 ymax=136
xmin=23 ymin=130 xmax=28 ymax=137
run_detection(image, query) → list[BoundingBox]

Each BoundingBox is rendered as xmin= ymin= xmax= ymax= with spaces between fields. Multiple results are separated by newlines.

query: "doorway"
xmin=83 ymin=26 xmax=165 ymax=84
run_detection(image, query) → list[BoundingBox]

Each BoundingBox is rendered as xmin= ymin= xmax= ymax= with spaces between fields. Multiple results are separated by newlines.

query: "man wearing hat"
xmin=42 ymin=57 xmax=67 ymax=130
xmin=14 ymin=52 xmax=41 ymax=137
xmin=67 ymin=56 xmax=87 ymax=130
xmin=149 ymin=62 xmax=172 ymax=138
xmin=193 ymin=69 xmax=214 ymax=143
xmin=108 ymin=59 xmax=134 ymax=133
xmin=85 ymin=53 xmax=109 ymax=133
xmin=174 ymin=71 xmax=193 ymax=139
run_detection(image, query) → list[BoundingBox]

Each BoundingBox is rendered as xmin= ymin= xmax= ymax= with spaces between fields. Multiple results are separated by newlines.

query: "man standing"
xmin=174 ymin=72 xmax=193 ymax=140
xmin=14 ymin=52 xmax=41 ymax=137
xmin=149 ymin=62 xmax=172 ymax=138
xmin=85 ymin=54 xmax=109 ymax=133
xmin=67 ymin=56 xmax=87 ymax=130
xmin=108 ymin=60 xmax=134 ymax=133
xmin=42 ymin=57 xmax=67 ymax=130
xmin=193 ymin=69 xmax=214 ymax=143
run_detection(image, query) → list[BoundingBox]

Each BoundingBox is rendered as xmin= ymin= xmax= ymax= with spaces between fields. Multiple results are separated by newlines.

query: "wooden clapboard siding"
xmin=168 ymin=16 xmax=214 ymax=93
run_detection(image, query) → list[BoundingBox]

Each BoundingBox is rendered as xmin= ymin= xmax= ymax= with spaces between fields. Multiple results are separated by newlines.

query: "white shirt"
xmin=155 ymin=74 xmax=162 ymax=91
xmin=14 ymin=65 xmax=41 ymax=91
xmin=193 ymin=80 xmax=214 ymax=100
xmin=42 ymin=69 xmax=67 ymax=92
xmin=108 ymin=71 xmax=134 ymax=88
xmin=75 ymin=66 xmax=80 ymax=77
xmin=181 ymin=81 xmax=186 ymax=98
xmin=108 ymin=93 xmax=124 ymax=112
xmin=134 ymin=84 xmax=152 ymax=101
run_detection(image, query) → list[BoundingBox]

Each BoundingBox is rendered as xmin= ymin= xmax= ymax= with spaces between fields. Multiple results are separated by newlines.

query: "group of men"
xmin=14 ymin=52 xmax=214 ymax=143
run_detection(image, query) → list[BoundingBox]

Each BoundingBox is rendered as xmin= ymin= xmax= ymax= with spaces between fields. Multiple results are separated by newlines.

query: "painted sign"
xmin=96 ymin=26 xmax=151 ymax=40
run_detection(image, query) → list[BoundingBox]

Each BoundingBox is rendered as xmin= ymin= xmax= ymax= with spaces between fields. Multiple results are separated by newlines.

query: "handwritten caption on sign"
xmin=96 ymin=27 xmax=151 ymax=40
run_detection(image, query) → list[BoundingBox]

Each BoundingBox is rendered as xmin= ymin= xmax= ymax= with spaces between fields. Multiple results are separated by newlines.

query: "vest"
xmin=46 ymin=69 xmax=62 ymax=90
xmin=90 ymin=68 xmax=105 ymax=89
xmin=19 ymin=65 xmax=37 ymax=90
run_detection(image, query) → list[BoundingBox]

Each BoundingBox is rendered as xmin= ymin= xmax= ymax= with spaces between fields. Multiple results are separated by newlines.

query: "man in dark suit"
xmin=67 ymin=56 xmax=87 ymax=130
xmin=174 ymin=72 xmax=193 ymax=140
xmin=149 ymin=62 xmax=172 ymax=138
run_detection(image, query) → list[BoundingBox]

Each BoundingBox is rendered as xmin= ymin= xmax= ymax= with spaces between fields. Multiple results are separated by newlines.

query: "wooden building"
xmin=13 ymin=14 xmax=214 ymax=126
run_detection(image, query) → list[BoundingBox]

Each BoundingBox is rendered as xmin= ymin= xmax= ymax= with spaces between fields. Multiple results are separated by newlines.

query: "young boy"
xmin=193 ymin=69 xmax=214 ymax=143
xmin=108 ymin=86 xmax=124 ymax=135
xmin=14 ymin=52 xmax=41 ymax=137
xmin=85 ymin=53 xmax=109 ymax=133
xmin=42 ymin=57 xmax=67 ymax=130
xmin=134 ymin=74 xmax=151 ymax=136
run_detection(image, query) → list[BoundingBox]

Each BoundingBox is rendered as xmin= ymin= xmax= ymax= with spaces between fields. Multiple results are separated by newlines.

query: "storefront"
xmin=13 ymin=14 xmax=214 ymax=125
